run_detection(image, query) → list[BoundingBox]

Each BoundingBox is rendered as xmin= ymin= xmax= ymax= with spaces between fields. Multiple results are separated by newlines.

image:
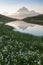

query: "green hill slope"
xmin=23 ymin=14 xmax=43 ymax=25
xmin=0 ymin=14 xmax=17 ymax=24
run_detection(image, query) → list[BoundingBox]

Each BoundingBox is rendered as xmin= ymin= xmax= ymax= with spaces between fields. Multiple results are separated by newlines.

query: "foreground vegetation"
xmin=0 ymin=24 xmax=43 ymax=65
xmin=0 ymin=14 xmax=43 ymax=65
xmin=23 ymin=14 xmax=43 ymax=25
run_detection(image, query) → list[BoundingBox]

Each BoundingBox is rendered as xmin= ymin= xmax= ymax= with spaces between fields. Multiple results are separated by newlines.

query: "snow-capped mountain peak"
xmin=5 ymin=6 xmax=39 ymax=19
xmin=18 ymin=7 xmax=29 ymax=13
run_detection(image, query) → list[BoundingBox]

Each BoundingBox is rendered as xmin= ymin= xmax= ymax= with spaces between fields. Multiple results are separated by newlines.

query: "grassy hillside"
xmin=0 ymin=14 xmax=17 ymax=24
xmin=23 ymin=14 xmax=43 ymax=25
xmin=0 ymin=24 xmax=43 ymax=65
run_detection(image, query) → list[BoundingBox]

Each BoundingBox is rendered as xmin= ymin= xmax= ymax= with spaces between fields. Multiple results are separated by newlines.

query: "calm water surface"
xmin=5 ymin=21 xmax=43 ymax=36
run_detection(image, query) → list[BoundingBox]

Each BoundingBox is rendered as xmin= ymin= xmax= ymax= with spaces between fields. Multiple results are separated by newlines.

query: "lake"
xmin=5 ymin=21 xmax=43 ymax=36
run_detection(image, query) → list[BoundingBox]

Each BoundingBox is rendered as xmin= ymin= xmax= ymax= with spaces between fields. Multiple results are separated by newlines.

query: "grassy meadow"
xmin=0 ymin=15 xmax=43 ymax=65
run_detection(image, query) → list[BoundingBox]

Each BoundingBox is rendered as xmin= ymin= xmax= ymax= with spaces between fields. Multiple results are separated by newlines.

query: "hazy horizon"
xmin=0 ymin=0 xmax=43 ymax=14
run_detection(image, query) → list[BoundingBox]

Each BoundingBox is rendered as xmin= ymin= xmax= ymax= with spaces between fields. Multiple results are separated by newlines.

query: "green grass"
xmin=0 ymin=14 xmax=43 ymax=65
xmin=0 ymin=24 xmax=43 ymax=65
xmin=23 ymin=14 xmax=43 ymax=25
xmin=0 ymin=14 xmax=17 ymax=24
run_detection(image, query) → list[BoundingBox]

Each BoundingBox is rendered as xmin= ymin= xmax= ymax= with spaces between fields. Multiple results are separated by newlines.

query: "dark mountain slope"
xmin=0 ymin=14 xmax=17 ymax=24
xmin=23 ymin=14 xmax=43 ymax=25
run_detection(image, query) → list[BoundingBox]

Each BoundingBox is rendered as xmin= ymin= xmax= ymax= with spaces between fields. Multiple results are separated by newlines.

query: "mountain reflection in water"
xmin=5 ymin=21 xmax=43 ymax=36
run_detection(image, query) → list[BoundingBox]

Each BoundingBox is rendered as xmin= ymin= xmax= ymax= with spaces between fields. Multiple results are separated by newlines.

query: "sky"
xmin=0 ymin=0 xmax=43 ymax=14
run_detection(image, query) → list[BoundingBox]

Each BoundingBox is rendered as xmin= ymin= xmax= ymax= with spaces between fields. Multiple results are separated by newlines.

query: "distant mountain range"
xmin=0 ymin=7 xmax=43 ymax=25
xmin=9 ymin=7 xmax=39 ymax=19
xmin=0 ymin=13 xmax=43 ymax=25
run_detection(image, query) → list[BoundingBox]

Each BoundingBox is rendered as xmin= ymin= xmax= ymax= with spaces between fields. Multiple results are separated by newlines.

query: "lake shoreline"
xmin=5 ymin=21 xmax=43 ymax=36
